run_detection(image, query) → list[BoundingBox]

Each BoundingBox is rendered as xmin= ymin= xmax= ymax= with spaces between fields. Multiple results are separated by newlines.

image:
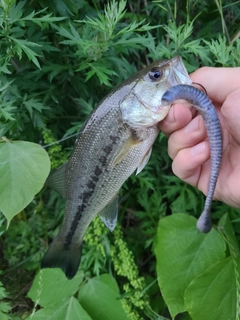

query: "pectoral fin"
xmin=98 ymin=194 xmax=119 ymax=232
xmin=136 ymin=147 xmax=152 ymax=175
xmin=45 ymin=162 xmax=67 ymax=198
xmin=112 ymin=133 xmax=141 ymax=167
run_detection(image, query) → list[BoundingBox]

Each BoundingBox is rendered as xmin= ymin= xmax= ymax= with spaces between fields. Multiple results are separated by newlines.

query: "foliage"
xmin=155 ymin=213 xmax=240 ymax=319
xmin=0 ymin=279 xmax=11 ymax=320
xmin=0 ymin=138 xmax=50 ymax=225
xmin=0 ymin=0 xmax=240 ymax=319
xmin=27 ymin=270 xmax=130 ymax=320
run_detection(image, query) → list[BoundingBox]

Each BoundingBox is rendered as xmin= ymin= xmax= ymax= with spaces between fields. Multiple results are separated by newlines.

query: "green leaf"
xmin=0 ymin=104 xmax=16 ymax=121
xmin=154 ymin=214 xmax=226 ymax=319
xmin=217 ymin=213 xmax=239 ymax=257
xmin=0 ymin=281 xmax=11 ymax=316
xmin=10 ymin=38 xmax=41 ymax=68
xmin=184 ymin=257 xmax=240 ymax=320
xmin=9 ymin=0 xmax=25 ymax=23
xmin=23 ymin=97 xmax=49 ymax=118
xmin=83 ymin=61 xmax=117 ymax=86
xmin=22 ymin=11 xmax=66 ymax=26
xmin=204 ymin=36 xmax=232 ymax=66
xmin=78 ymin=274 xmax=130 ymax=320
xmin=0 ymin=140 xmax=50 ymax=225
xmin=0 ymin=311 xmax=9 ymax=320
xmin=27 ymin=297 xmax=92 ymax=320
xmin=28 ymin=269 xmax=84 ymax=307
xmin=57 ymin=23 xmax=81 ymax=42
xmin=163 ymin=22 xmax=193 ymax=49
xmin=78 ymin=0 xmax=127 ymax=37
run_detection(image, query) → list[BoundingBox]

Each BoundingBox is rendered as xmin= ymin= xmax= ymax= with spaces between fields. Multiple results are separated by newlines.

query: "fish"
xmin=41 ymin=56 xmax=192 ymax=279
xmin=161 ymin=84 xmax=222 ymax=233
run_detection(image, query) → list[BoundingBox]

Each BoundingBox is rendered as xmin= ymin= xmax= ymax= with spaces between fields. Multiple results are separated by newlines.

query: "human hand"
xmin=159 ymin=66 xmax=240 ymax=208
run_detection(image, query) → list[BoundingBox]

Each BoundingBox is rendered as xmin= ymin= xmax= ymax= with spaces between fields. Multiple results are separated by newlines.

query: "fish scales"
xmin=63 ymin=108 xmax=158 ymax=244
xmin=41 ymin=56 xmax=195 ymax=279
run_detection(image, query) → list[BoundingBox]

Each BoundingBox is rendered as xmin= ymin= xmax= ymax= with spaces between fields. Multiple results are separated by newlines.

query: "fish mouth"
xmin=133 ymin=91 xmax=168 ymax=115
xmin=130 ymin=91 xmax=170 ymax=127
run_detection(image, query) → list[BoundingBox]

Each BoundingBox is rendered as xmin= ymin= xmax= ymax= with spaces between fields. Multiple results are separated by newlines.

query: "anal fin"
xmin=98 ymin=194 xmax=119 ymax=232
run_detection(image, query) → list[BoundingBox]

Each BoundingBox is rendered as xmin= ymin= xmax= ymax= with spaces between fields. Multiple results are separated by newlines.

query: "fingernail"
xmin=165 ymin=106 xmax=176 ymax=124
xmin=185 ymin=116 xmax=200 ymax=133
xmin=191 ymin=141 xmax=206 ymax=155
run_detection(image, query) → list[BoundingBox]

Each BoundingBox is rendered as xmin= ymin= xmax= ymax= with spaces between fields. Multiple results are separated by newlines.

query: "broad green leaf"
xmin=0 ymin=311 xmax=9 ymax=320
xmin=27 ymin=297 xmax=92 ymax=320
xmin=217 ymin=213 xmax=239 ymax=257
xmin=28 ymin=269 xmax=84 ymax=307
xmin=154 ymin=214 xmax=226 ymax=319
xmin=78 ymin=274 xmax=130 ymax=320
xmin=0 ymin=140 xmax=50 ymax=225
xmin=185 ymin=257 xmax=240 ymax=320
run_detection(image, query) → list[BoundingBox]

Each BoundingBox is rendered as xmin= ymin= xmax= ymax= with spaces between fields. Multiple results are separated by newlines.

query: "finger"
xmin=168 ymin=115 xmax=207 ymax=159
xmin=221 ymin=88 xmax=240 ymax=144
xmin=172 ymin=140 xmax=210 ymax=188
xmin=158 ymin=103 xmax=193 ymax=136
xmin=190 ymin=67 xmax=240 ymax=104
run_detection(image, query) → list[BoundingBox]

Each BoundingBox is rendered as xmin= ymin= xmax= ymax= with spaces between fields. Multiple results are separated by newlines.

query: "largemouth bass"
xmin=162 ymin=85 xmax=222 ymax=233
xmin=41 ymin=56 xmax=192 ymax=279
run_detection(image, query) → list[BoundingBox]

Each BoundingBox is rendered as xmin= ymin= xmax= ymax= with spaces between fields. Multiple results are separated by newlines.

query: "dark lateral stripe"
xmin=64 ymin=206 xmax=83 ymax=247
xmin=64 ymin=190 xmax=92 ymax=247
xmin=64 ymin=139 xmax=118 ymax=246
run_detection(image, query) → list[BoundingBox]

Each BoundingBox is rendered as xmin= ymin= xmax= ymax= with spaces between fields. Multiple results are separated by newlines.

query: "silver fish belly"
xmin=41 ymin=56 xmax=192 ymax=279
xmin=161 ymin=84 xmax=222 ymax=233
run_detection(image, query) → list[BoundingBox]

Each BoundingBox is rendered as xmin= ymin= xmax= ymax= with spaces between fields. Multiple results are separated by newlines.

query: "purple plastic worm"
xmin=161 ymin=84 xmax=222 ymax=233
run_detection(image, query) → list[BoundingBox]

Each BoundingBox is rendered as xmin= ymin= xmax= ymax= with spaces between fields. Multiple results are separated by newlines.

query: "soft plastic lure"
xmin=162 ymin=84 xmax=222 ymax=233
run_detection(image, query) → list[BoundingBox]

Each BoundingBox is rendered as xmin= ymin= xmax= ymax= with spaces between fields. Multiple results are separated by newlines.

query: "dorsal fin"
xmin=46 ymin=162 xmax=68 ymax=198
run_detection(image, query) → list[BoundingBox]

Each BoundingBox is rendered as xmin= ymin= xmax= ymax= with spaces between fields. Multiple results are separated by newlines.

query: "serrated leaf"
xmin=0 ymin=104 xmax=16 ymax=121
xmin=57 ymin=24 xmax=80 ymax=42
xmin=185 ymin=257 xmax=240 ymax=320
xmin=27 ymin=297 xmax=92 ymax=320
xmin=0 ymin=79 xmax=14 ymax=92
xmin=154 ymin=214 xmax=226 ymax=319
xmin=0 ymin=140 xmax=50 ymax=225
xmin=78 ymin=274 xmax=130 ymax=320
xmin=10 ymin=38 xmax=41 ymax=68
xmin=84 ymin=62 xmax=117 ymax=86
xmin=23 ymin=98 xmax=49 ymax=118
xmin=51 ymin=0 xmax=75 ymax=17
xmin=9 ymin=0 xmax=25 ymax=23
xmin=28 ymin=269 xmax=84 ymax=307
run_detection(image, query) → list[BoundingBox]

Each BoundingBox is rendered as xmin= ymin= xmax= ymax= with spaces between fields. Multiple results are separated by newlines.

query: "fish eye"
xmin=148 ymin=68 xmax=163 ymax=81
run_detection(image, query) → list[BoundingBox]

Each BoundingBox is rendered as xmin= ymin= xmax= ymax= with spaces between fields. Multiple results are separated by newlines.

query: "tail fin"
xmin=41 ymin=237 xmax=82 ymax=280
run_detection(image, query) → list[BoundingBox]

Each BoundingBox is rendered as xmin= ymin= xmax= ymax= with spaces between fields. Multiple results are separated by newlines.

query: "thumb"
xmin=221 ymin=88 xmax=240 ymax=144
xmin=190 ymin=67 xmax=240 ymax=105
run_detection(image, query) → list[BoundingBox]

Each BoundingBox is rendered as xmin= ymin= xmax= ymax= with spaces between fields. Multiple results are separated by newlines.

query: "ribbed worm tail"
xmin=162 ymin=84 xmax=223 ymax=233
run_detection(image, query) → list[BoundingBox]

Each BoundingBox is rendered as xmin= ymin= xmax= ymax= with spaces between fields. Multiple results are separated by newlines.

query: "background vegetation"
xmin=1 ymin=0 xmax=240 ymax=319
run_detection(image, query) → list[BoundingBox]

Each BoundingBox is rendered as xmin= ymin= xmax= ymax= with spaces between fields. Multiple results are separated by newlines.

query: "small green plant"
xmin=0 ymin=279 xmax=11 ymax=320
